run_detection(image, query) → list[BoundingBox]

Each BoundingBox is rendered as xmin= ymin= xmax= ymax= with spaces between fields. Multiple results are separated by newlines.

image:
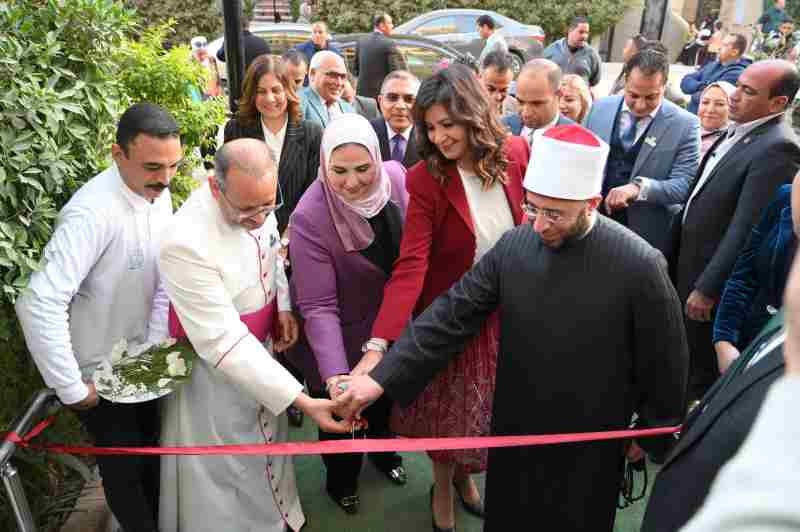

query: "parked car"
xmin=395 ymin=9 xmax=545 ymax=76
xmin=208 ymin=22 xmax=467 ymax=86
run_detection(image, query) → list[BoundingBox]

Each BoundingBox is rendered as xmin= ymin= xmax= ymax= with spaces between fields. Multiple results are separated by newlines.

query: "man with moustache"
xmin=677 ymin=59 xmax=800 ymax=400
xmin=158 ymin=138 xmax=351 ymax=532
xmin=370 ymin=70 xmax=421 ymax=168
xmin=335 ymin=124 xmax=689 ymax=532
xmin=15 ymin=103 xmax=182 ymax=532
xmin=503 ymin=59 xmax=573 ymax=142
xmin=299 ymin=50 xmax=355 ymax=128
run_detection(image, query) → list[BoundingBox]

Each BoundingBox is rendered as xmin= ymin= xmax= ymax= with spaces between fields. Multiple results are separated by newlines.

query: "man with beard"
xmin=295 ymin=21 xmax=342 ymax=86
xmin=370 ymin=70 xmax=421 ymax=168
xmin=15 ymin=103 xmax=181 ymax=532
xmin=336 ymin=124 xmax=689 ymax=532
xmin=544 ymin=16 xmax=602 ymax=92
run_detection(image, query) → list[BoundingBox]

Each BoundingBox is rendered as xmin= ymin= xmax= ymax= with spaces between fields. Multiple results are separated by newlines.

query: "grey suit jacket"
xmin=584 ymin=96 xmax=701 ymax=254
xmin=299 ymin=86 xmax=356 ymax=128
xmin=677 ymin=116 xmax=800 ymax=302
xmin=680 ymin=374 xmax=800 ymax=532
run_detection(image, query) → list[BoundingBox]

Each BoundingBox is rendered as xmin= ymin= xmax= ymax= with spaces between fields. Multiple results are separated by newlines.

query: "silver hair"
xmin=379 ymin=70 xmax=421 ymax=95
xmin=309 ymin=50 xmax=345 ymax=72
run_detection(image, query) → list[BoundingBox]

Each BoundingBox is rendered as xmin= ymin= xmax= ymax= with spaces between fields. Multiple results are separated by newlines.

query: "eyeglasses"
xmin=520 ymin=201 xmax=563 ymax=224
xmin=221 ymin=181 xmax=284 ymax=222
xmin=191 ymin=38 xmax=208 ymax=49
xmin=322 ymin=70 xmax=347 ymax=82
xmin=382 ymin=92 xmax=416 ymax=105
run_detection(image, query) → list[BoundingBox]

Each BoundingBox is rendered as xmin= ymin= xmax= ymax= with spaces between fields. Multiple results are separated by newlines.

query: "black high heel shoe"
xmin=453 ymin=479 xmax=485 ymax=518
xmin=430 ymin=485 xmax=455 ymax=532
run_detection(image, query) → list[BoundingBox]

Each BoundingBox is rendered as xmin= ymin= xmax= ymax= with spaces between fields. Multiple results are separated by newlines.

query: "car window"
xmin=415 ymin=16 xmax=459 ymax=36
xmin=253 ymin=29 xmax=310 ymax=55
xmin=454 ymin=15 xmax=479 ymax=33
xmin=397 ymin=42 xmax=454 ymax=80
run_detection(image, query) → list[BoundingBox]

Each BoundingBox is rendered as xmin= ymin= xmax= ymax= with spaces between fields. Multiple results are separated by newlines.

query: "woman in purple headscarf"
xmin=289 ymin=114 xmax=409 ymax=514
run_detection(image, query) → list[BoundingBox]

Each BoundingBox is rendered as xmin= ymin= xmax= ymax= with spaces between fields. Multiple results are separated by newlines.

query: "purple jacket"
xmin=289 ymin=162 xmax=408 ymax=390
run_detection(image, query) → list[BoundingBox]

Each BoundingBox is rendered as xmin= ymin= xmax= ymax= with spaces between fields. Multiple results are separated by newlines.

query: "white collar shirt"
xmin=15 ymin=164 xmax=173 ymax=404
xmin=520 ymin=113 xmax=561 ymax=145
xmin=261 ymin=116 xmax=288 ymax=165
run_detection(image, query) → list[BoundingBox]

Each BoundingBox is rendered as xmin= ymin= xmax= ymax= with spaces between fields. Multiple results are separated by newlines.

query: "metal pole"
xmin=2 ymin=463 xmax=37 ymax=532
xmin=640 ymin=0 xmax=670 ymax=41
xmin=0 ymin=389 xmax=59 ymax=532
xmin=221 ymin=0 xmax=246 ymax=113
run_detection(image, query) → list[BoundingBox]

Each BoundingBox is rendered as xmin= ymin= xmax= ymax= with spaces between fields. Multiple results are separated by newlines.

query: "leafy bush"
xmin=126 ymin=0 xmax=223 ymax=47
xmin=0 ymin=3 xmax=225 ymax=530
xmin=0 ymin=1 xmax=135 ymax=528
xmin=316 ymin=0 xmax=634 ymax=44
xmin=114 ymin=22 xmax=227 ymax=208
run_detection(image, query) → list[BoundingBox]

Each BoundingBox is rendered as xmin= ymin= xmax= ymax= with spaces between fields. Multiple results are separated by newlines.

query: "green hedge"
xmin=316 ymin=0 xmax=634 ymax=44
xmin=0 ymin=1 xmax=224 ymax=529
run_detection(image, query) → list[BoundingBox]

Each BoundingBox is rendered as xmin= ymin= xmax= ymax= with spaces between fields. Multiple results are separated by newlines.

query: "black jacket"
xmin=642 ymin=321 xmax=785 ymax=532
xmin=370 ymin=117 xmax=421 ymax=169
xmin=223 ymin=118 xmax=322 ymax=234
xmin=216 ymin=31 xmax=271 ymax=72
xmin=353 ymin=32 xmax=406 ymax=99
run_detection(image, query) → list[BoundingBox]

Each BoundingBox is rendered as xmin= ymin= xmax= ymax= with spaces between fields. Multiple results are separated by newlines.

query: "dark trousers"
xmin=78 ymin=399 xmax=160 ymax=532
xmin=686 ymin=318 xmax=720 ymax=401
xmin=310 ymin=389 xmax=401 ymax=496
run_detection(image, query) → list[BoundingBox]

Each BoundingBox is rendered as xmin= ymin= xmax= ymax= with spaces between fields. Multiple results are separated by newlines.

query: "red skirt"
xmin=390 ymin=312 xmax=499 ymax=473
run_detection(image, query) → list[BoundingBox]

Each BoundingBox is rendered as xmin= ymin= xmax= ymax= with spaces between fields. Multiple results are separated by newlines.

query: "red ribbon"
xmin=4 ymin=419 xmax=679 ymax=457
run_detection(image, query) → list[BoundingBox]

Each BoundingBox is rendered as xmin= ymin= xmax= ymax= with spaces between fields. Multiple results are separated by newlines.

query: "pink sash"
xmin=168 ymin=299 xmax=279 ymax=343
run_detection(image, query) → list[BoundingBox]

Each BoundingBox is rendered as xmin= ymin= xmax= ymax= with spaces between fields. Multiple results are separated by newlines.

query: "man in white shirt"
xmin=370 ymin=70 xmax=421 ymax=168
xmin=502 ymin=59 xmax=573 ymax=141
xmin=158 ymin=138 xmax=350 ymax=532
xmin=15 ymin=103 xmax=182 ymax=532
xmin=476 ymin=14 xmax=509 ymax=68
xmin=299 ymin=50 xmax=355 ymax=127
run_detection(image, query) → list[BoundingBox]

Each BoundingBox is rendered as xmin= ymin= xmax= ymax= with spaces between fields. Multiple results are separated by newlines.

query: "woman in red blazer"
xmin=355 ymin=64 xmax=530 ymax=531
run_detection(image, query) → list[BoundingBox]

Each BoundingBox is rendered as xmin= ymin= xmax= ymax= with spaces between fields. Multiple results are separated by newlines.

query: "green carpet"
xmin=289 ymin=419 xmax=658 ymax=531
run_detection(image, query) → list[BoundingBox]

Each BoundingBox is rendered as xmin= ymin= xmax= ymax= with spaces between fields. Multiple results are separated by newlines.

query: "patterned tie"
xmin=391 ymin=134 xmax=407 ymax=162
xmin=528 ymin=129 xmax=535 ymax=148
xmin=620 ymin=113 xmax=641 ymax=152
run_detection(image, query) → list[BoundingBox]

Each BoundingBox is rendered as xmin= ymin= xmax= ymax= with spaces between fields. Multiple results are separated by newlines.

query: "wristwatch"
xmin=361 ymin=338 xmax=388 ymax=354
xmin=630 ymin=176 xmax=648 ymax=201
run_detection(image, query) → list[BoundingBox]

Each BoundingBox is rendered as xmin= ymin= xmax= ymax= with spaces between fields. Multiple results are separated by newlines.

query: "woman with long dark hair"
xmin=351 ymin=63 xmax=530 ymax=531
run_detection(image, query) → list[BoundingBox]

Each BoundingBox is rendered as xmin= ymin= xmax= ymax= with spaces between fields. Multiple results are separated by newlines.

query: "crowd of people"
xmin=13 ymin=9 xmax=800 ymax=532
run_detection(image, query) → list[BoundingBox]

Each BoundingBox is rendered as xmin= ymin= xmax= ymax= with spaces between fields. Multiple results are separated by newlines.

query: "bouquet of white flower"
xmin=93 ymin=337 xmax=197 ymax=403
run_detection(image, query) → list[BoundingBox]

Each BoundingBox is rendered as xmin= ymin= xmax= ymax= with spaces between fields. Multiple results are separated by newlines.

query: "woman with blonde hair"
xmin=351 ymin=63 xmax=530 ymax=531
xmin=559 ymin=74 xmax=592 ymax=123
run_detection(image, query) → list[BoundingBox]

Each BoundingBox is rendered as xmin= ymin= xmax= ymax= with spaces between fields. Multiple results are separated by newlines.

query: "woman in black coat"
xmin=224 ymin=54 xmax=323 ymax=236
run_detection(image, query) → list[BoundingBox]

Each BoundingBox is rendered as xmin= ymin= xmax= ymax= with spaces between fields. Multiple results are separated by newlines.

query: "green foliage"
xmin=316 ymin=0 xmax=634 ymax=44
xmin=0 ymin=3 xmax=224 ymax=530
xmin=126 ymin=0 xmax=223 ymax=47
xmin=114 ymin=22 xmax=227 ymax=208
xmin=126 ymin=0 xmax=258 ymax=46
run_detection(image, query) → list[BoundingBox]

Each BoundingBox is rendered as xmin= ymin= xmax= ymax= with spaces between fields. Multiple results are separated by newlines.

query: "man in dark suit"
xmin=353 ymin=13 xmax=407 ymax=99
xmin=215 ymin=15 xmax=271 ymax=73
xmin=370 ymin=70 xmax=421 ymax=168
xmin=641 ymin=313 xmax=786 ymax=532
xmin=584 ymin=49 xmax=700 ymax=256
xmin=502 ymin=59 xmax=573 ymax=141
xmin=677 ymin=59 xmax=800 ymax=400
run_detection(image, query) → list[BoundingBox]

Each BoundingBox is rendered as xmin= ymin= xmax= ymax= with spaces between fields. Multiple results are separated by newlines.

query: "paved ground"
xmin=288 ymin=419 xmax=659 ymax=532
